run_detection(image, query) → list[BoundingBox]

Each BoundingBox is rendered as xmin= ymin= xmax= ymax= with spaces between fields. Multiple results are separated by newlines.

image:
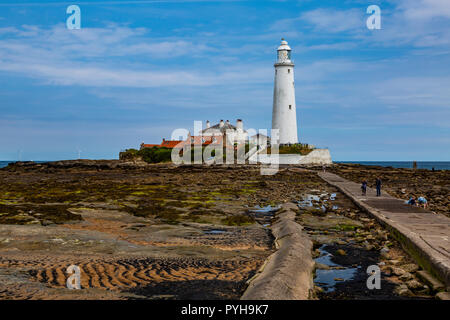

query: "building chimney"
xmin=219 ymin=120 xmax=224 ymax=128
xmin=236 ymin=119 xmax=243 ymax=131
xmin=206 ymin=120 xmax=210 ymax=128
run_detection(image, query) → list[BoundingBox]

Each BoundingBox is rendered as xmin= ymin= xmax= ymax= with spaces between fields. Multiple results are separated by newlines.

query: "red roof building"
xmin=140 ymin=121 xmax=243 ymax=150
xmin=140 ymin=136 xmax=223 ymax=150
xmin=140 ymin=139 xmax=183 ymax=150
xmin=160 ymin=139 xmax=184 ymax=148
xmin=140 ymin=144 xmax=160 ymax=148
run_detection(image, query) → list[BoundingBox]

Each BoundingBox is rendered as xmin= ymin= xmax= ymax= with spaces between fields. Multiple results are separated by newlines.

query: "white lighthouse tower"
xmin=272 ymin=39 xmax=298 ymax=145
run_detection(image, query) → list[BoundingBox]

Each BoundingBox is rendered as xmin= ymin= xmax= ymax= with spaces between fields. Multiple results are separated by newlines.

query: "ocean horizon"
xmin=333 ymin=161 xmax=450 ymax=170
xmin=1 ymin=160 xmax=449 ymax=170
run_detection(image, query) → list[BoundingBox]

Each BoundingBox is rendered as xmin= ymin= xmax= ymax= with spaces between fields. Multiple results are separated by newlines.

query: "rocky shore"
xmin=0 ymin=160 xmax=444 ymax=299
xmin=292 ymin=187 xmax=435 ymax=299
xmin=0 ymin=161 xmax=319 ymax=299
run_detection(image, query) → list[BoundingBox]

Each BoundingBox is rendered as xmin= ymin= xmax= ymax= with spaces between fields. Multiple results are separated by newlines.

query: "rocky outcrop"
xmin=2 ymin=160 xmax=150 ymax=172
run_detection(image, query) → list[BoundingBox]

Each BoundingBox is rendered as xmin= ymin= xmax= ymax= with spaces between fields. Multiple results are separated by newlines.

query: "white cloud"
xmin=295 ymin=59 xmax=360 ymax=82
xmin=300 ymin=8 xmax=363 ymax=33
xmin=0 ymin=24 xmax=273 ymax=88
xmin=400 ymin=0 xmax=450 ymax=20
xmin=0 ymin=59 xmax=272 ymax=88
xmin=297 ymin=42 xmax=357 ymax=51
xmin=270 ymin=3 xmax=450 ymax=49
xmin=270 ymin=8 xmax=363 ymax=34
xmin=372 ymin=76 xmax=450 ymax=108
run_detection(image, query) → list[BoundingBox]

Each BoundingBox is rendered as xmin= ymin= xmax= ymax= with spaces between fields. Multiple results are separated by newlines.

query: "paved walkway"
xmin=318 ymin=171 xmax=450 ymax=288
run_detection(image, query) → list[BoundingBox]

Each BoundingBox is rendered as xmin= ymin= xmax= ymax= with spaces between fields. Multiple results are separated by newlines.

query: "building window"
xmin=288 ymin=69 xmax=290 ymax=73
xmin=289 ymin=105 xmax=292 ymax=110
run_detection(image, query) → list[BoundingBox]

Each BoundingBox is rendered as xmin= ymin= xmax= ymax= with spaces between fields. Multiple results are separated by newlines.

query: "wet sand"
xmin=0 ymin=161 xmax=320 ymax=299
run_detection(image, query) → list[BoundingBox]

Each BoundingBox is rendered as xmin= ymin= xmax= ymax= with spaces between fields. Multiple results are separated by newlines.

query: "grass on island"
xmin=121 ymin=144 xmax=254 ymax=164
xmin=266 ymin=143 xmax=314 ymax=155
xmin=120 ymin=147 xmax=172 ymax=163
xmin=121 ymin=142 xmax=314 ymax=164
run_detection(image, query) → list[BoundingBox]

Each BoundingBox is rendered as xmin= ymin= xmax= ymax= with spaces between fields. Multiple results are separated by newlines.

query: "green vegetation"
xmin=139 ymin=147 xmax=172 ymax=163
xmin=221 ymin=214 xmax=254 ymax=226
xmin=334 ymin=223 xmax=359 ymax=231
xmin=0 ymin=204 xmax=82 ymax=225
xmin=267 ymin=143 xmax=314 ymax=155
xmin=121 ymin=147 xmax=172 ymax=163
xmin=122 ymin=143 xmax=256 ymax=164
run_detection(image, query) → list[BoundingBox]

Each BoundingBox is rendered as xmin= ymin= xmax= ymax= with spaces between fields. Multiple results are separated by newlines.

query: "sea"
xmin=334 ymin=161 xmax=450 ymax=170
xmin=0 ymin=160 xmax=449 ymax=170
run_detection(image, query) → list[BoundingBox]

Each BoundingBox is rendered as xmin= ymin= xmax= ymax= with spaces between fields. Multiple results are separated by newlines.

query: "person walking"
xmin=375 ymin=177 xmax=382 ymax=197
xmin=361 ymin=180 xmax=367 ymax=196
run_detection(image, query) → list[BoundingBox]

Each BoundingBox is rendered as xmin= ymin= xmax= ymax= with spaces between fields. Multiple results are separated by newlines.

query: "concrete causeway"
xmin=318 ymin=171 xmax=450 ymax=289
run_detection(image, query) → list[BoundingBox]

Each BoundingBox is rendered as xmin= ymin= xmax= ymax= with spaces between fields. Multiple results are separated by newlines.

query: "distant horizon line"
xmin=1 ymin=160 xmax=450 ymax=162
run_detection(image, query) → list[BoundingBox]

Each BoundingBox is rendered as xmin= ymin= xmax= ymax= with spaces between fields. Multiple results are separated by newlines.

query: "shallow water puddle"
xmin=297 ymin=194 xmax=321 ymax=207
xmin=203 ymin=229 xmax=228 ymax=235
xmin=297 ymin=193 xmax=340 ymax=214
xmin=314 ymin=245 xmax=359 ymax=292
xmin=250 ymin=205 xmax=280 ymax=213
xmin=248 ymin=205 xmax=280 ymax=227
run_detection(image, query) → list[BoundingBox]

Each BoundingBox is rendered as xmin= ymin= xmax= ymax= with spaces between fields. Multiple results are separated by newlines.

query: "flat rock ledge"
xmin=241 ymin=203 xmax=314 ymax=300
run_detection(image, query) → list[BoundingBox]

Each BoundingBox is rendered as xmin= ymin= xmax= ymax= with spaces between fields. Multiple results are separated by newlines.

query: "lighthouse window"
xmin=289 ymin=105 xmax=292 ymax=110
xmin=288 ymin=69 xmax=290 ymax=73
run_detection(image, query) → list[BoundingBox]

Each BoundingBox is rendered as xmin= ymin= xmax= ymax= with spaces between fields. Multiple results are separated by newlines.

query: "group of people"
xmin=360 ymin=177 xmax=429 ymax=209
xmin=407 ymin=195 xmax=428 ymax=208
xmin=360 ymin=177 xmax=382 ymax=197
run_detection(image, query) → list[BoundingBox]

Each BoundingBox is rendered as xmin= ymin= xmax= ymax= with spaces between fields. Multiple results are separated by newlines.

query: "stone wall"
xmin=299 ymin=149 xmax=332 ymax=165
xmin=250 ymin=149 xmax=332 ymax=165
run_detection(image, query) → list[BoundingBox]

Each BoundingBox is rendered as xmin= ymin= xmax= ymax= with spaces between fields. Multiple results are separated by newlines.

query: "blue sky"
xmin=0 ymin=0 xmax=449 ymax=161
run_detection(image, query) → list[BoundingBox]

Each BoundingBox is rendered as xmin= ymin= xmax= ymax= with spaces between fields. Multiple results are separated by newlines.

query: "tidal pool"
xmin=314 ymin=245 xmax=359 ymax=292
xmin=248 ymin=205 xmax=280 ymax=227
xmin=203 ymin=229 xmax=228 ymax=235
